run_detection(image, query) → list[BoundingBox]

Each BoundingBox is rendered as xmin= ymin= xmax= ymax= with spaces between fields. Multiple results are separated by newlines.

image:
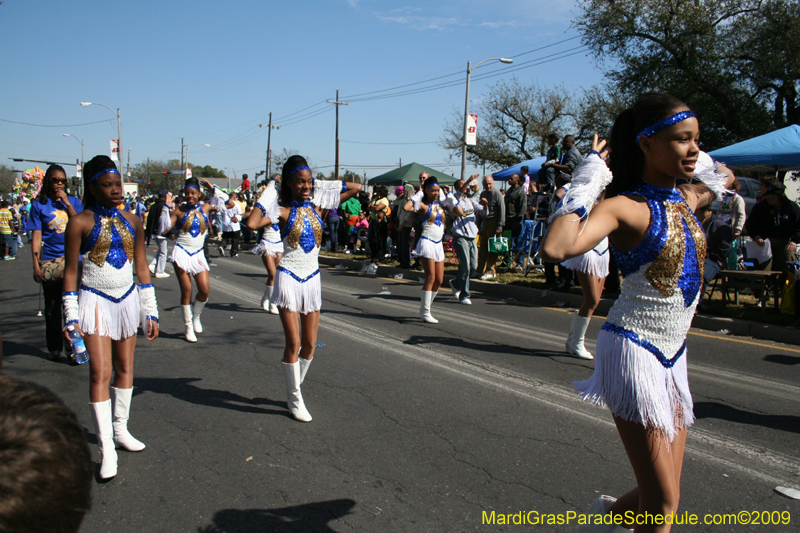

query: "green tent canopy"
xmin=368 ymin=163 xmax=458 ymax=186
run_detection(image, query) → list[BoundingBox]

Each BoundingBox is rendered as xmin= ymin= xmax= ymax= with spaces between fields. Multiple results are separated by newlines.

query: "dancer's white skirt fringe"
xmin=415 ymin=238 xmax=444 ymax=262
xmin=273 ymin=269 xmax=321 ymax=314
xmin=562 ymin=249 xmax=609 ymax=278
xmin=252 ymin=238 xmax=284 ymax=258
xmin=78 ymin=286 xmax=140 ymax=341
xmin=573 ymin=329 xmax=694 ymax=443
xmin=170 ymin=244 xmax=209 ymax=275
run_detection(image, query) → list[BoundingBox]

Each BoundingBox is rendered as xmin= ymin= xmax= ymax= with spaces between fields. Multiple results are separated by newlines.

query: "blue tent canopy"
xmin=491 ymin=156 xmax=547 ymax=180
xmin=709 ymin=125 xmax=800 ymax=171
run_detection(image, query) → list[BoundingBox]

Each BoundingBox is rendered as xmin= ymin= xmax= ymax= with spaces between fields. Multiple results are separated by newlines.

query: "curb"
xmin=318 ymin=255 xmax=799 ymax=347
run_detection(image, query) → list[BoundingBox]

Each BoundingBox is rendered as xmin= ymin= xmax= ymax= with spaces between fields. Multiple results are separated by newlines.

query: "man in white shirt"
xmin=219 ymin=192 xmax=243 ymax=257
xmin=449 ymin=174 xmax=484 ymax=304
xmin=149 ymin=190 xmax=174 ymax=277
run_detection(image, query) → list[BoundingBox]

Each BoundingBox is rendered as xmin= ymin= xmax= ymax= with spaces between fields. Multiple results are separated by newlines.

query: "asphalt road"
xmin=1 ymin=244 xmax=798 ymax=532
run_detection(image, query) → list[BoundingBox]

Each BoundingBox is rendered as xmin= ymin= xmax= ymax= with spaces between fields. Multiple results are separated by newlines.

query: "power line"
xmin=0 ymin=118 xmax=115 ymax=128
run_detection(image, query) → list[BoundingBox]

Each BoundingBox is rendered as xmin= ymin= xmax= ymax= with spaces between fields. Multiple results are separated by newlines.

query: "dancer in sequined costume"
xmin=164 ymin=177 xmax=235 ymax=342
xmin=403 ymin=177 xmax=464 ymax=323
xmin=246 ymin=178 xmax=284 ymax=314
xmin=250 ymin=156 xmax=362 ymax=422
xmin=542 ymin=94 xmax=733 ymax=533
xmin=62 ymin=155 xmax=159 ymax=480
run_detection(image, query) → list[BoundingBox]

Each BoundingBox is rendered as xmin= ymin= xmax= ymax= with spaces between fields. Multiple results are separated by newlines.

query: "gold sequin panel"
xmin=182 ymin=209 xmax=207 ymax=235
xmin=88 ymin=217 xmax=135 ymax=267
xmin=285 ymin=207 xmax=323 ymax=249
xmin=426 ymin=203 xmax=444 ymax=225
xmin=646 ymin=202 xmax=707 ymax=296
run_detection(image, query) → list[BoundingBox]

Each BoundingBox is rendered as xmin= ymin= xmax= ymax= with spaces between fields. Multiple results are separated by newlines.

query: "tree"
xmin=0 ymin=164 xmax=17 ymax=195
xmin=191 ymin=165 xmax=226 ymax=178
xmin=441 ymin=78 xmax=574 ymax=171
xmin=574 ymin=0 xmax=800 ymax=149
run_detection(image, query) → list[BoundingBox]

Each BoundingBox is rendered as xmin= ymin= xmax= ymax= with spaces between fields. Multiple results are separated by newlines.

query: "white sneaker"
xmin=218 ymin=246 xmax=225 ymax=257
xmin=148 ymin=265 xmax=155 ymax=275
xmin=448 ymin=279 xmax=460 ymax=300
xmin=459 ymin=297 xmax=472 ymax=305
xmin=480 ymin=272 xmax=494 ymax=280
xmin=155 ymin=272 xmax=170 ymax=278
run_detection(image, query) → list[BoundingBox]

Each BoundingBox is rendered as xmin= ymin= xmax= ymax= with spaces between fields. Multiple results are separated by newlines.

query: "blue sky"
xmin=0 ymin=0 xmax=605 ymax=181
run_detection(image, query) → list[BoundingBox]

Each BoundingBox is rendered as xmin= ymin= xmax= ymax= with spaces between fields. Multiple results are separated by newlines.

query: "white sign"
xmin=186 ymin=167 xmax=192 ymax=179
xmin=110 ymin=139 xmax=120 ymax=162
xmin=466 ymin=114 xmax=478 ymax=146
xmin=76 ymin=162 xmax=82 ymax=178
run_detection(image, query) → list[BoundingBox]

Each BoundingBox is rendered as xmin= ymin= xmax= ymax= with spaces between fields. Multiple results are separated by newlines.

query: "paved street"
xmin=1 ymin=246 xmax=799 ymax=532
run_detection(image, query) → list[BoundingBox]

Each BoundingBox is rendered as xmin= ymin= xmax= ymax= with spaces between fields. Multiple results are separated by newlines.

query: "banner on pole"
xmin=186 ymin=168 xmax=192 ymax=179
xmin=76 ymin=162 xmax=82 ymax=178
xmin=466 ymin=114 xmax=478 ymax=146
xmin=110 ymin=139 xmax=120 ymax=162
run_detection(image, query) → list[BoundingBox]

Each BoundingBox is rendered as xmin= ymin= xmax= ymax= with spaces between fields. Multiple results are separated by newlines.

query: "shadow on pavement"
xmin=694 ymin=401 xmax=800 ymax=434
xmin=198 ymin=499 xmax=356 ymax=533
xmin=763 ymin=353 xmax=800 ymax=366
xmin=404 ymin=334 xmax=564 ymax=359
xmin=134 ymin=377 xmax=289 ymax=417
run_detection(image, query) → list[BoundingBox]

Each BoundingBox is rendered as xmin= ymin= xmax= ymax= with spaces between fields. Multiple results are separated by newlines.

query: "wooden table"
xmin=716 ymin=270 xmax=783 ymax=309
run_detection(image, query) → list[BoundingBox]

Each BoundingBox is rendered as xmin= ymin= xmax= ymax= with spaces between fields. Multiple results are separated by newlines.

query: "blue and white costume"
xmin=414 ymin=201 xmax=446 ymax=262
xmin=562 ymin=237 xmax=610 ymax=278
xmin=574 ymin=182 xmax=706 ymax=441
xmin=267 ymin=180 xmax=344 ymax=314
xmin=169 ymin=204 xmax=210 ymax=275
xmin=63 ymin=205 xmax=158 ymax=340
xmin=252 ymin=182 xmax=284 ymax=258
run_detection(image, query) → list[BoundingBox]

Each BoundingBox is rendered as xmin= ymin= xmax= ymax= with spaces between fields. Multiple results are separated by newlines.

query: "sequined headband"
xmin=184 ymin=185 xmax=200 ymax=191
xmin=424 ymin=181 xmax=439 ymax=189
xmin=88 ymin=168 xmax=120 ymax=183
xmin=288 ymin=166 xmax=311 ymax=176
xmin=636 ymin=110 xmax=697 ymax=146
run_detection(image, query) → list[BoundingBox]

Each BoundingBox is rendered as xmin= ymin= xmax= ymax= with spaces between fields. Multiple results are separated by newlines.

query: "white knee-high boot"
xmin=182 ymin=305 xmax=197 ymax=342
xmin=111 ymin=387 xmax=145 ymax=452
xmin=299 ymin=356 xmax=312 ymax=384
xmin=565 ymin=312 xmax=593 ymax=360
xmin=577 ymin=495 xmax=632 ymax=532
xmin=420 ymin=291 xmax=438 ymax=323
xmin=281 ymin=361 xmax=312 ymax=422
xmin=261 ymin=285 xmax=272 ymax=312
xmin=192 ymin=299 xmax=206 ymax=333
xmin=90 ymin=400 xmax=118 ymax=479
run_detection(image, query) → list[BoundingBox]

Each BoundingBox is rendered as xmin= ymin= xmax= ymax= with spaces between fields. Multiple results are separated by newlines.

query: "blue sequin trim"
xmin=341 ymin=180 xmax=348 ymax=193
xmin=421 ymin=236 xmax=442 ymax=244
xmin=426 ymin=201 xmax=443 ymax=227
xmin=63 ymin=291 xmax=78 ymax=296
xmin=601 ymin=323 xmax=685 ymax=369
xmin=80 ymin=207 xmax=136 ymax=269
xmin=635 ymin=110 xmax=696 ymax=146
xmin=288 ymin=200 xmax=313 ymax=208
xmin=277 ymin=266 xmax=320 ymax=283
xmin=176 ymin=244 xmax=204 ymax=256
xmin=65 ymin=320 xmax=78 ymax=327
xmin=139 ymin=283 xmax=154 ymax=289
xmin=79 ymin=283 xmax=136 ymax=303
xmin=255 ymin=202 xmax=268 ymax=217
xmin=179 ymin=204 xmax=208 ymax=238
xmin=146 ymin=316 xmax=159 ymax=323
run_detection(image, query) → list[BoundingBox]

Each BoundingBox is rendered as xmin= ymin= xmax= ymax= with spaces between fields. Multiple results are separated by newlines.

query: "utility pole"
xmin=259 ymin=113 xmax=280 ymax=178
xmin=327 ymin=90 xmax=349 ymax=180
xmin=146 ymin=157 xmax=150 ymax=186
xmin=180 ymin=137 xmax=185 ymax=178
xmin=126 ymin=148 xmax=131 ymax=179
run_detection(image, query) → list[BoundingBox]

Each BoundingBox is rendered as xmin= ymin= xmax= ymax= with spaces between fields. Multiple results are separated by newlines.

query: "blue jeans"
xmin=3 ymin=233 xmax=17 ymax=257
xmin=327 ymin=218 xmax=340 ymax=251
xmin=452 ymin=235 xmax=477 ymax=299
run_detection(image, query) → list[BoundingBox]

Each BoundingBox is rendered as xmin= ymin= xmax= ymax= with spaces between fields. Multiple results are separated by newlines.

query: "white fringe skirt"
xmin=415 ymin=237 xmax=444 ymax=262
xmin=573 ymin=328 xmax=694 ymax=443
xmin=252 ymin=238 xmax=284 ymax=258
xmin=78 ymin=285 xmax=140 ymax=341
xmin=170 ymin=244 xmax=209 ymax=275
xmin=273 ymin=267 xmax=321 ymax=314
xmin=561 ymin=246 xmax=609 ymax=278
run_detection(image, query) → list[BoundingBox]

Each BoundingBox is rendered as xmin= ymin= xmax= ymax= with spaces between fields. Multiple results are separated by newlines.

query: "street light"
xmin=80 ymin=101 xmax=123 ymax=183
xmin=62 ymin=134 xmax=84 ymax=168
xmin=460 ymin=57 xmax=513 ymax=180
xmin=182 ymin=142 xmax=210 ymax=177
xmin=259 ymin=113 xmax=280 ymax=179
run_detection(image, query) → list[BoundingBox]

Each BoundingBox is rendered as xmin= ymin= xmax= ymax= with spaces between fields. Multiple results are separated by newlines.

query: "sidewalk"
xmin=319 ymin=255 xmax=800 ymax=347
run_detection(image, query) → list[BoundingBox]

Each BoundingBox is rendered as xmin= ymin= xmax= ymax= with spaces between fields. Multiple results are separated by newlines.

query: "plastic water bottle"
xmin=66 ymin=326 xmax=89 ymax=365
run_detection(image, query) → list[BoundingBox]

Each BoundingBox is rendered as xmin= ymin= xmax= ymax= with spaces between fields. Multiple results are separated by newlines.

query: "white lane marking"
xmin=208 ymin=273 xmax=800 ymax=486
